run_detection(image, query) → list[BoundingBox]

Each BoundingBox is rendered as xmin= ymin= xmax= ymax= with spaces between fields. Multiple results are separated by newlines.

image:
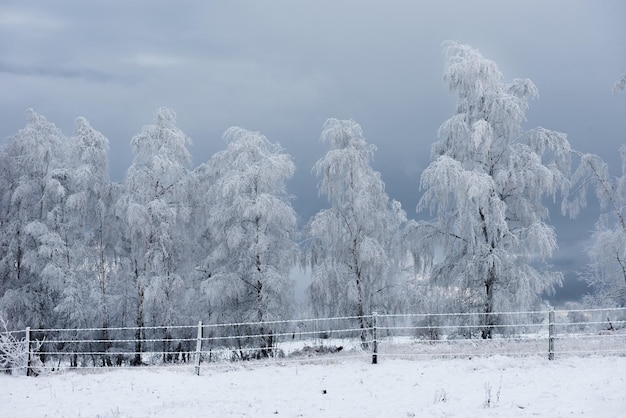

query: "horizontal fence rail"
xmin=1 ymin=307 xmax=625 ymax=375
xmin=374 ymin=308 xmax=626 ymax=362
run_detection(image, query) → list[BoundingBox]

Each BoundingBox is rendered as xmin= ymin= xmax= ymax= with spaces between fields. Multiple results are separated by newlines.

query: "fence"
xmin=372 ymin=308 xmax=626 ymax=361
xmin=1 ymin=307 xmax=625 ymax=375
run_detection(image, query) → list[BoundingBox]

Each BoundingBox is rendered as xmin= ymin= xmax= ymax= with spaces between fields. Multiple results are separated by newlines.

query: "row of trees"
xmin=1 ymin=43 xmax=624 ymax=346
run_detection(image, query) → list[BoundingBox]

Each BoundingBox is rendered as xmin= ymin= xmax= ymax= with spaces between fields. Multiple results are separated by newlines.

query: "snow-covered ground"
xmin=2 ymin=355 xmax=624 ymax=417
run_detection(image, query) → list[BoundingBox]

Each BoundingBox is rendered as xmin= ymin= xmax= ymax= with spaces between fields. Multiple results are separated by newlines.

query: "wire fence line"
xmin=1 ymin=307 xmax=625 ymax=375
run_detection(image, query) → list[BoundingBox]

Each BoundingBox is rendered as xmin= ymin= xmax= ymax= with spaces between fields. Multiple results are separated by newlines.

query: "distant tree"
xmin=305 ymin=119 xmax=409 ymax=347
xmin=199 ymin=127 xmax=298 ymax=355
xmin=566 ymin=77 xmax=626 ymax=306
xmin=584 ymin=214 xmax=626 ymax=307
xmin=181 ymin=162 xmax=215 ymax=323
xmin=614 ymin=74 xmax=626 ymax=94
xmin=117 ymin=107 xmax=192 ymax=364
xmin=416 ymin=42 xmax=571 ymax=338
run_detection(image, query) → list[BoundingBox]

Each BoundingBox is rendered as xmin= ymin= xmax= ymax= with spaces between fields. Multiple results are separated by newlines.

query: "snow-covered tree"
xmin=0 ymin=110 xmax=72 ymax=329
xmin=118 ymin=107 xmax=192 ymax=363
xmin=416 ymin=43 xmax=571 ymax=337
xmin=52 ymin=117 xmax=118 ymax=342
xmin=305 ymin=119 xmax=409 ymax=347
xmin=566 ymin=78 xmax=626 ymax=307
xmin=199 ymin=127 xmax=298 ymax=355
xmin=614 ymin=74 xmax=626 ymax=94
xmin=585 ymin=215 xmax=626 ymax=306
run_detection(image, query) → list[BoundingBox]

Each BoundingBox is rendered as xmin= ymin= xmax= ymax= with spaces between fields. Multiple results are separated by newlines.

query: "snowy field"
xmin=2 ymin=355 xmax=625 ymax=417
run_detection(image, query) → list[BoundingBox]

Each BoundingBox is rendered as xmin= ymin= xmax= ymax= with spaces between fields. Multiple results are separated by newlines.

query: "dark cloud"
xmin=0 ymin=61 xmax=135 ymax=84
xmin=1 ymin=0 xmax=625 ymax=304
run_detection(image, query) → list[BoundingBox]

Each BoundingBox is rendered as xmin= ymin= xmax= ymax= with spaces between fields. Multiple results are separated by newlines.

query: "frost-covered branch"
xmin=613 ymin=74 xmax=626 ymax=94
xmin=0 ymin=316 xmax=42 ymax=375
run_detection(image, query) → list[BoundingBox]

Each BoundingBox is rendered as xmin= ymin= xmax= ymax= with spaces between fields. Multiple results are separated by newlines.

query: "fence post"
xmin=548 ymin=310 xmax=555 ymax=361
xmin=25 ymin=326 xmax=32 ymax=376
xmin=194 ymin=321 xmax=203 ymax=376
xmin=372 ymin=312 xmax=378 ymax=364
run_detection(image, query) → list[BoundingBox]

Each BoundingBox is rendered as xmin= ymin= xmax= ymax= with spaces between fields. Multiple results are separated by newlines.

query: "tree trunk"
xmin=352 ymin=238 xmax=369 ymax=349
xmin=355 ymin=269 xmax=369 ymax=349
xmin=254 ymin=216 xmax=272 ymax=358
xmin=481 ymin=272 xmax=495 ymax=339
xmin=479 ymin=207 xmax=496 ymax=339
xmin=98 ymin=240 xmax=111 ymax=366
xmin=162 ymin=327 xmax=172 ymax=363
xmin=133 ymin=269 xmax=144 ymax=366
xmin=256 ymin=277 xmax=272 ymax=358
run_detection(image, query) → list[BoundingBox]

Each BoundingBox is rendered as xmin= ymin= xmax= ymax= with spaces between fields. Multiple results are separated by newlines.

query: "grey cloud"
xmin=0 ymin=61 xmax=137 ymax=84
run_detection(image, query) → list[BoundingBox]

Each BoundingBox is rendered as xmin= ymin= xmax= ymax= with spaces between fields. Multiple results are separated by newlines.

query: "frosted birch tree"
xmin=0 ymin=143 xmax=11 ymax=318
xmin=118 ymin=107 xmax=192 ymax=364
xmin=0 ymin=110 xmax=70 ymax=329
xmin=417 ymin=43 xmax=571 ymax=337
xmin=199 ymin=127 xmax=297 ymax=355
xmin=52 ymin=117 xmax=119 ymax=347
xmin=305 ymin=119 xmax=409 ymax=347
xmin=565 ymin=77 xmax=626 ymax=306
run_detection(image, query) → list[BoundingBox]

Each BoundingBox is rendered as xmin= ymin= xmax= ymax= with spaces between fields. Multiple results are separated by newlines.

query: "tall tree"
xmin=199 ymin=127 xmax=298 ymax=355
xmin=0 ymin=110 xmax=71 ymax=329
xmin=118 ymin=107 xmax=192 ymax=364
xmin=565 ymin=77 xmax=626 ymax=306
xmin=53 ymin=117 xmax=117 ymax=337
xmin=305 ymin=118 xmax=409 ymax=347
xmin=417 ymin=42 xmax=571 ymax=337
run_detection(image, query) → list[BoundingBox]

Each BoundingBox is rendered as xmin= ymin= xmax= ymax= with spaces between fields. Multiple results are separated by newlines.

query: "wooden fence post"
xmin=372 ymin=312 xmax=378 ymax=364
xmin=194 ymin=321 xmax=203 ymax=376
xmin=548 ymin=310 xmax=555 ymax=361
xmin=25 ymin=326 xmax=32 ymax=376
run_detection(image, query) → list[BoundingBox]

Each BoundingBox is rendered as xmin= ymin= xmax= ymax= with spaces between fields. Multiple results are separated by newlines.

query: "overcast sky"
xmin=1 ymin=1 xmax=625 ymax=305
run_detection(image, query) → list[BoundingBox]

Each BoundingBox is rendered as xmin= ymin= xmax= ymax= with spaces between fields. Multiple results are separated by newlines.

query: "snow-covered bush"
xmin=0 ymin=316 xmax=41 ymax=375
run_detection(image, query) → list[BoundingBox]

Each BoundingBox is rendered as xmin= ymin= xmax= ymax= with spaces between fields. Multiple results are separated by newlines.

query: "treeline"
xmin=0 ymin=107 xmax=411 ymax=337
xmin=1 ymin=43 xmax=624 ymax=344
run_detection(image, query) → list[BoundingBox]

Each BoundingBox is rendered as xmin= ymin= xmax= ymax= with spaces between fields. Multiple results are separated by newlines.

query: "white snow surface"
xmin=2 ymin=356 xmax=625 ymax=417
